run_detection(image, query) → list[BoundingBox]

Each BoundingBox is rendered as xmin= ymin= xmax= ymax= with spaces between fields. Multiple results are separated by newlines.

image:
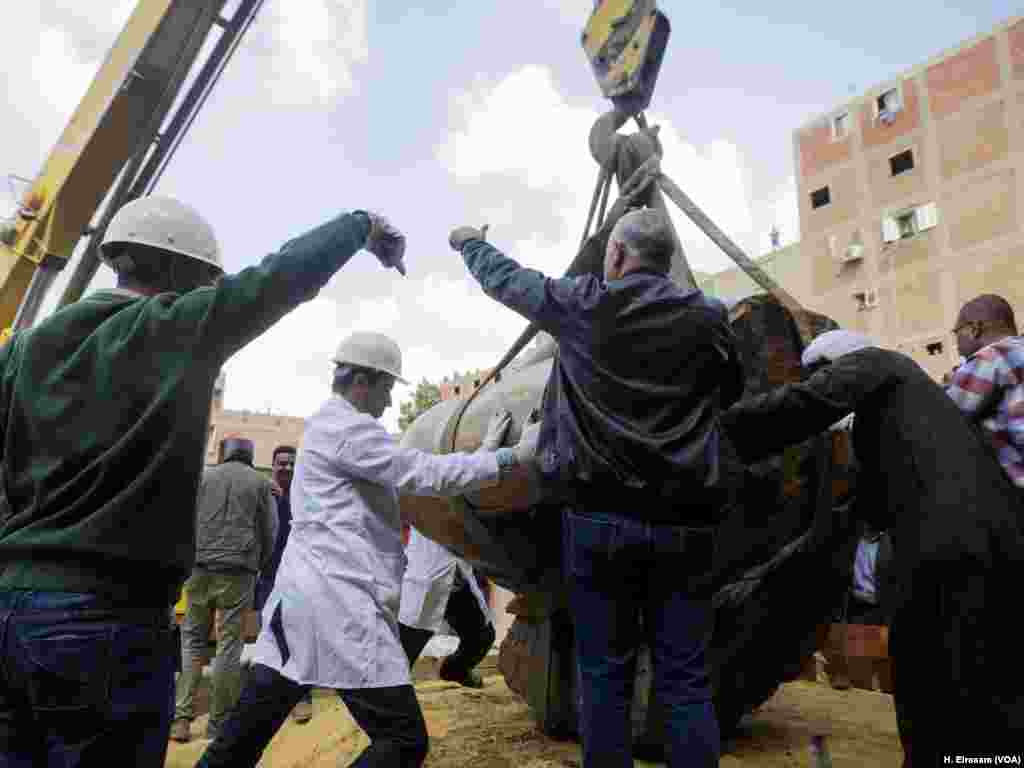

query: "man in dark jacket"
xmin=252 ymin=444 xmax=315 ymax=725
xmin=0 ymin=195 xmax=406 ymax=766
xmin=721 ymin=330 xmax=1024 ymax=766
xmin=254 ymin=445 xmax=297 ymax=613
xmin=450 ymin=209 xmax=743 ymax=768
xmin=172 ymin=437 xmax=277 ymax=743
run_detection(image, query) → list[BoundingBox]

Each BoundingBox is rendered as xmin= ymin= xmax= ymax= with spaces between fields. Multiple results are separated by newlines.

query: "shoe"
xmin=440 ymin=667 xmax=485 ymax=689
xmin=169 ymin=719 xmax=191 ymax=743
xmin=829 ymin=672 xmax=851 ymax=690
xmin=291 ymin=698 xmax=313 ymax=724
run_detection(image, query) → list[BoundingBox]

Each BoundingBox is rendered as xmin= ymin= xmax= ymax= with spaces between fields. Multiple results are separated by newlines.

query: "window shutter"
xmin=882 ymin=217 xmax=900 ymax=242
xmin=915 ymin=203 xmax=939 ymax=231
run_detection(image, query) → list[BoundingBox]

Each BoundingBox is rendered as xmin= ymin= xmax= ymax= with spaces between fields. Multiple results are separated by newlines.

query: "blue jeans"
xmin=0 ymin=590 xmax=176 ymax=767
xmin=564 ymin=509 xmax=720 ymax=768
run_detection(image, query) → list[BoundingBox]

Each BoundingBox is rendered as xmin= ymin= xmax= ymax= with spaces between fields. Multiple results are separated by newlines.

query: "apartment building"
xmin=793 ymin=15 xmax=1024 ymax=380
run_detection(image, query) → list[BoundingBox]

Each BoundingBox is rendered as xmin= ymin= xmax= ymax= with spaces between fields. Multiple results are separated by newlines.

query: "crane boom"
xmin=0 ymin=0 xmax=232 ymax=338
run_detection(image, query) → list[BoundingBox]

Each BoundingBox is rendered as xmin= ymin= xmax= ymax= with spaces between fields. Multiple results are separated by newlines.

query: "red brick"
xmin=927 ymin=37 xmax=1001 ymax=119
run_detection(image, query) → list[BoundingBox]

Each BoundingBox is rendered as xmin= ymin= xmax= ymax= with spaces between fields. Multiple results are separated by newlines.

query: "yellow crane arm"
xmin=0 ymin=0 xmax=229 ymax=339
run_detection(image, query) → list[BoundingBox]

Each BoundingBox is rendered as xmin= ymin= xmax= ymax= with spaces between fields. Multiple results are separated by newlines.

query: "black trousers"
xmin=195 ymin=663 xmax=428 ymax=767
xmin=399 ymin=580 xmax=496 ymax=679
xmin=890 ymin=565 xmax=1024 ymax=766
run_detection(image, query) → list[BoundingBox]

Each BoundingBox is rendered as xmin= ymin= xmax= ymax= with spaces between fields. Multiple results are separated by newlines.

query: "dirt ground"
xmin=165 ymin=656 xmax=903 ymax=768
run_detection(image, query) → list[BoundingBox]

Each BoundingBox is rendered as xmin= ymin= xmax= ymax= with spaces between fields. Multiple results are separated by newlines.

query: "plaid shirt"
xmin=947 ymin=335 xmax=1024 ymax=487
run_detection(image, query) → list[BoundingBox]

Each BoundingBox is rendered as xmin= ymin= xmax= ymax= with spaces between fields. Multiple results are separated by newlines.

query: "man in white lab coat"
xmin=399 ymin=528 xmax=495 ymax=688
xmin=195 ymin=332 xmax=529 ymax=768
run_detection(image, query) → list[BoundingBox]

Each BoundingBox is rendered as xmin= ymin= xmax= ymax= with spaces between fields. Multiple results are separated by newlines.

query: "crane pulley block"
xmin=581 ymin=0 xmax=671 ymax=115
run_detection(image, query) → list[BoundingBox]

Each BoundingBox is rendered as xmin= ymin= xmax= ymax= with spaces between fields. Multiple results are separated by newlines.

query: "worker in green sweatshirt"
xmin=0 ymin=195 xmax=406 ymax=768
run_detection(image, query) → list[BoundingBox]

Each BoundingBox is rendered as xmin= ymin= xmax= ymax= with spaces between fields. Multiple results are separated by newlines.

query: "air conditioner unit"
xmin=878 ymin=109 xmax=897 ymax=126
xmin=852 ymin=288 xmax=878 ymax=311
xmin=841 ymin=243 xmax=864 ymax=263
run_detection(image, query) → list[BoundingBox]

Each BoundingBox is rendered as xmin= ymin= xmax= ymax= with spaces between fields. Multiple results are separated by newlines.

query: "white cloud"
xmin=0 ymin=0 xmax=369 ymax=218
xmin=3 ymin=0 xmax=372 ymax=334
xmin=246 ymin=0 xmax=369 ymax=107
xmin=218 ymin=271 xmax=528 ymax=434
xmin=543 ymin=0 xmax=596 ymax=25
xmin=438 ymin=65 xmax=798 ymax=277
xmin=221 ymin=297 xmax=340 ymax=418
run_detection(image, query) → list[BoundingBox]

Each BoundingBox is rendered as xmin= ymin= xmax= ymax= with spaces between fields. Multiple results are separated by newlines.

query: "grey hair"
xmin=610 ymin=208 xmax=674 ymax=273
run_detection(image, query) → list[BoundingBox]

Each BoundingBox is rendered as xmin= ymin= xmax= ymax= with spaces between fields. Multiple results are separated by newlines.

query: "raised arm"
xmin=334 ymin=415 xmax=510 ymax=497
xmin=452 ymin=232 xmax=600 ymax=338
xmin=722 ymin=349 xmax=893 ymax=463
xmin=172 ymin=210 xmax=404 ymax=362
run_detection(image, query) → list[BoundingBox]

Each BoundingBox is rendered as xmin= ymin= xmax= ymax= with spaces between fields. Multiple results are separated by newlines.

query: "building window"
xmin=832 ymin=112 xmax=850 ymax=140
xmin=810 ymin=186 xmax=831 ymax=209
xmin=889 ymin=149 xmax=915 ymax=176
xmin=876 ymin=86 xmax=903 ymax=123
xmin=832 ymin=230 xmax=865 ymax=265
xmin=882 ymin=202 xmax=938 ymax=242
xmin=926 ymin=342 xmax=944 ymax=356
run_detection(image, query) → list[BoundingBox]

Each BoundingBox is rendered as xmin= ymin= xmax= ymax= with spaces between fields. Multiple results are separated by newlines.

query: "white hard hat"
xmin=332 ymin=332 xmax=409 ymax=384
xmin=100 ymin=195 xmax=222 ymax=270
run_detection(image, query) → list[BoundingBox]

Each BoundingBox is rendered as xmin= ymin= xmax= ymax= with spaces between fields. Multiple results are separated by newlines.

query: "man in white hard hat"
xmin=0 ymin=196 xmax=406 ymax=767
xmin=195 ymin=332 xmax=532 ymax=768
xmin=398 ymin=532 xmax=495 ymax=689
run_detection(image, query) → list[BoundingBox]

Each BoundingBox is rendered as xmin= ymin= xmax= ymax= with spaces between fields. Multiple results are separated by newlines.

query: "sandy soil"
xmin=165 ymin=658 xmax=903 ymax=767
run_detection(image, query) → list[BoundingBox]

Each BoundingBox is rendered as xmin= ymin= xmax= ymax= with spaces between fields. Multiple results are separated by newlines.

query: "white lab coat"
xmin=249 ymin=395 xmax=501 ymax=689
xmin=399 ymin=527 xmax=492 ymax=632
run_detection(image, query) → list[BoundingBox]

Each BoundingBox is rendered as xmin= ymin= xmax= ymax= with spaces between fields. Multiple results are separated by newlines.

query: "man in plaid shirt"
xmin=948 ymin=294 xmax=1024 ymax=489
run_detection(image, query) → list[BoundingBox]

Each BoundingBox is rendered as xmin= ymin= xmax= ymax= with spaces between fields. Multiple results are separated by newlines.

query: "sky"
xmin=1 ymin=0 xmax=1019 ymax=431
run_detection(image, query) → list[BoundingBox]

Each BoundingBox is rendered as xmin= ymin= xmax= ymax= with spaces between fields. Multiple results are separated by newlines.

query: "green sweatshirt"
xmin=0 ymin=211 xmax=371 ymax=609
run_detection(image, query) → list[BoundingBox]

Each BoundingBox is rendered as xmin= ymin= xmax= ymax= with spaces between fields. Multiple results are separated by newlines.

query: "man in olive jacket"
xmin=0 ymin=195 xmax=406 ymax=766
xmin=172 ymin=437 xmax=277 ymax=742
xmin=721 ymin=331 xmax=1024 ymax=766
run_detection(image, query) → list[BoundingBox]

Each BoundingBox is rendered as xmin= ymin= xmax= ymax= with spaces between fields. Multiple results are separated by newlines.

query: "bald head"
xmin=604 ymin=208 xmax=674 ymax=281
xmin=955 ymin=294 xmax=1018 ymax=357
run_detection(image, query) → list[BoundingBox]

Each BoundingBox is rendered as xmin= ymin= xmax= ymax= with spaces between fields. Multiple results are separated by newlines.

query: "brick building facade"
xmin=791 ymin=15 xmax=1024 ymax=380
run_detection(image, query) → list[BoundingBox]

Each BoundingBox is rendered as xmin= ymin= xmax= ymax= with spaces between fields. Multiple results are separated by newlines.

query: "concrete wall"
xmin=790 ymin=15 xmax=1024 ymax=379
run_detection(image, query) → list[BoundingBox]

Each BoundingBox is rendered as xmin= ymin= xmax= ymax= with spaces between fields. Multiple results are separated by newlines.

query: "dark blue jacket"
xmin=255 ymin=492 xmax=291 ymax=611
xmin=461 ymin=240 xmax=743 ymax=524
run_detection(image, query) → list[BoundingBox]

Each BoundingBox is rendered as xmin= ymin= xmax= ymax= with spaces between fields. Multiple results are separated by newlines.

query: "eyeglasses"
xmin=951 ymin=320 xmax=984 ymax=336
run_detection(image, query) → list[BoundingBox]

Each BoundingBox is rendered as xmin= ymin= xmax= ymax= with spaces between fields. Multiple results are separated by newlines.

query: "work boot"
xmin=440 ymin=667 xmax=485 ymax=689
xmin=291 ymin=698 xmax=313 ymax=724
xmin=169 ymin=719 xmax=191 ymax=743
xmin=829 ymin=671 xmax=851 ymax=690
